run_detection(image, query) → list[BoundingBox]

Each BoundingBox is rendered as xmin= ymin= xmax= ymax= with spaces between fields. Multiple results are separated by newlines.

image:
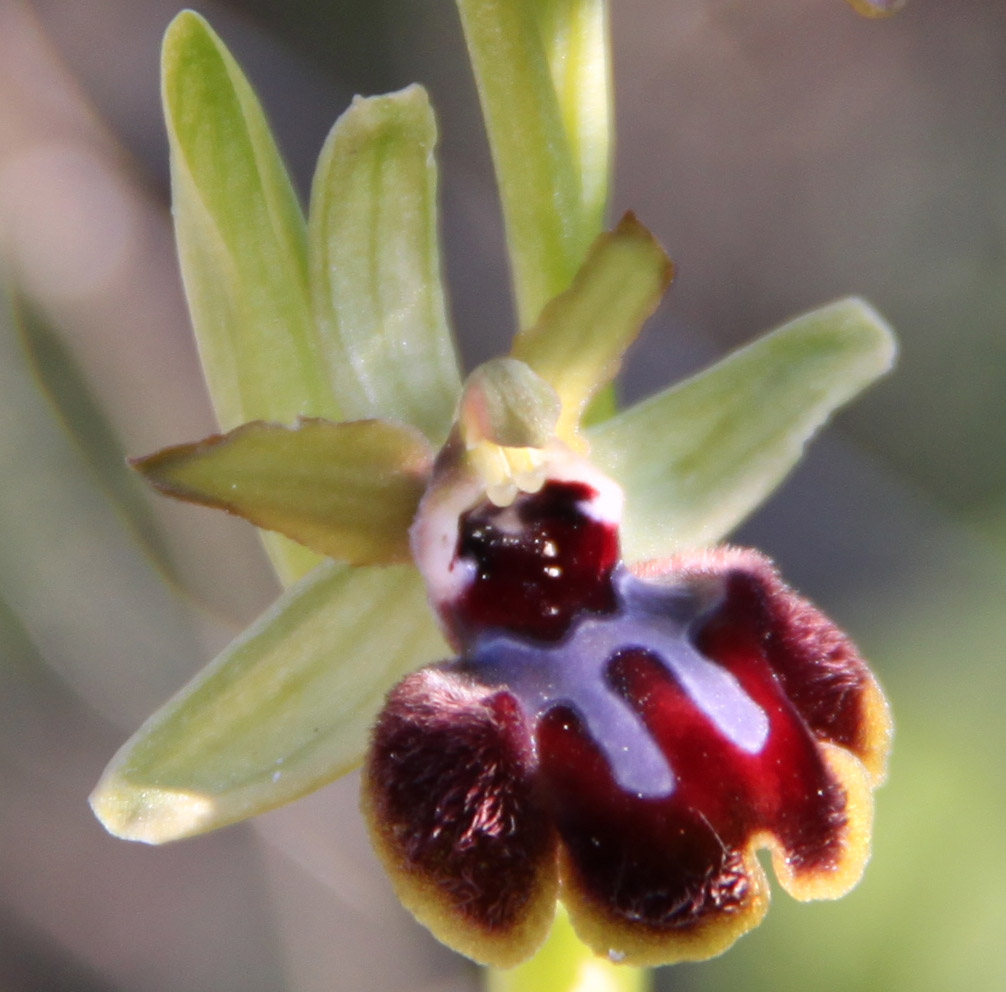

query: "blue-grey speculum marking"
xmin=461 ymin=568 xmax=769 ymax=799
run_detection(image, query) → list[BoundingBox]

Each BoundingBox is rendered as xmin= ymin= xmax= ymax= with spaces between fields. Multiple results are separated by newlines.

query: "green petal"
xmin=133 ymin=419 xmax=433 ymax=565
xmin=459 ymin=358 xmax=560 ymax=449
xmin=511 ymin=214 xmax=671 ymax=441
xmin=90 ymin=561 xmax=449 ymax=843
xmin=456 ymin=0 xmax=611 ymax=327
xmin=588 ymin=298 xmax=897 ymax=561
xmin=163 ymin=11 xmax=336 ymax=582
xmin=308 ymin=86 xmax=461 ymax=444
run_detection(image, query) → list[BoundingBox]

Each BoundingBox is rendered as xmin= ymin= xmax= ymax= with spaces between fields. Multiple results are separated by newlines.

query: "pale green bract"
xmin=164 ymin=11 xmax=333 ymax=583
xmin=164 ymin=14 xmax=462 ymax=581
xmin=163 ymin=12 xmax=331 ymax=430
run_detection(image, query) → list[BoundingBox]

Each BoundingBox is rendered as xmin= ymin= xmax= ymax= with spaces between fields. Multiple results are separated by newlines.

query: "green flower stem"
xmin=456 ymin=0 xmax=611 ymax=328
xmin=487 ymin=907 xmax=651 ymax=992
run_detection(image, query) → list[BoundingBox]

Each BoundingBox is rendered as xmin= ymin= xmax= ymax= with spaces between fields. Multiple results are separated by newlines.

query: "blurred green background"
xmin=1 ymin=0 xmax=1004 ymax=990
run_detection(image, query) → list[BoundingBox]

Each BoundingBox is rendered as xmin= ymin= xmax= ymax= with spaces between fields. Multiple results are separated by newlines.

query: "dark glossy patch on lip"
xmin=535 ymin=634 xmax=848 ymax=933
xmin=364 ymin=668 xmax=556 ymax=933
xmin=536 ymin=702 xmax=753 ymax=931
xmin=610 ymin=647 xmax=848 ymax=878
xmin=448 ymin=481 xmax=619 ymax=645
xmin=662 ymin=547 xmax=890 ymax=780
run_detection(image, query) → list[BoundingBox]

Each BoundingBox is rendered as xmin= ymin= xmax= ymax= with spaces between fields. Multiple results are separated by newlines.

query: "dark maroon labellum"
xmin=365 ymin=477 xmax=890 ymax=967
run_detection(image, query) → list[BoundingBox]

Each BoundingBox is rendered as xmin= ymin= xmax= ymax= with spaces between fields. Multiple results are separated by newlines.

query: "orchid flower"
xmin=90 ymin=3 xmax=897 ymax=983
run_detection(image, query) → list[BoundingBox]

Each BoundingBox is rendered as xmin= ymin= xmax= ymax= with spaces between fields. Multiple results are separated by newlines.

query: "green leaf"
xmin=308 ymin=85 xmax=461 ymax=444
xmin=0 ymin=286 xmax=205 ymax=725
xmin=133 ymin=419 xmax=433 ymax=565
xmin=511 ymin=214 xmax=671 ymax=441
xmin=90 ymin=560 xmax=449 ymax=843
xmin=588 ymin=298 xmax=897 ymax=562
xmin=456 ymin=0 xmax=611 ymax=328
xmin=458 ymin=358 xmax=560 ymax=449
xmin=14 ymin=296 xmax=178 ymax=580
xmin=163 ymin=11 xmax=337 ymax=583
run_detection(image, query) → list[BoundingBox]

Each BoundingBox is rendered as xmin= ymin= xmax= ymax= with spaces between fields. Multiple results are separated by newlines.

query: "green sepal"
xmin=589 ymin=298 xmax=897 ymax=562
xmin=456 ymin=0 xmax=611 ymax=327
xmin=308 ymin=85 xmax=461 ymax=444
xmin=89 ymin=561 xmax=449 ymax=843
xmin=511 ymin=213 xmax=671 ymax=441
xmin=133 ymin=419 xmax=433 ymax=565
xmin=162 ymin=11 xmax=340 ymax=583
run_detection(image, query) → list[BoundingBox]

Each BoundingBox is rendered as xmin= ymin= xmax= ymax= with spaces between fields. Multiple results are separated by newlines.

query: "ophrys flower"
xmin=90 ymin=8 xmax=896 ymax=974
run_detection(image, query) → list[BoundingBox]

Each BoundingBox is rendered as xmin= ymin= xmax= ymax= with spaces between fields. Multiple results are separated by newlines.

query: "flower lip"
xmin=464 ymin=566 xmax=770 ymax=798
xmin=362 ymin=665 xmax=559 ymax=968
xmin=369 ymin=480 xmax=892 ymax=968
